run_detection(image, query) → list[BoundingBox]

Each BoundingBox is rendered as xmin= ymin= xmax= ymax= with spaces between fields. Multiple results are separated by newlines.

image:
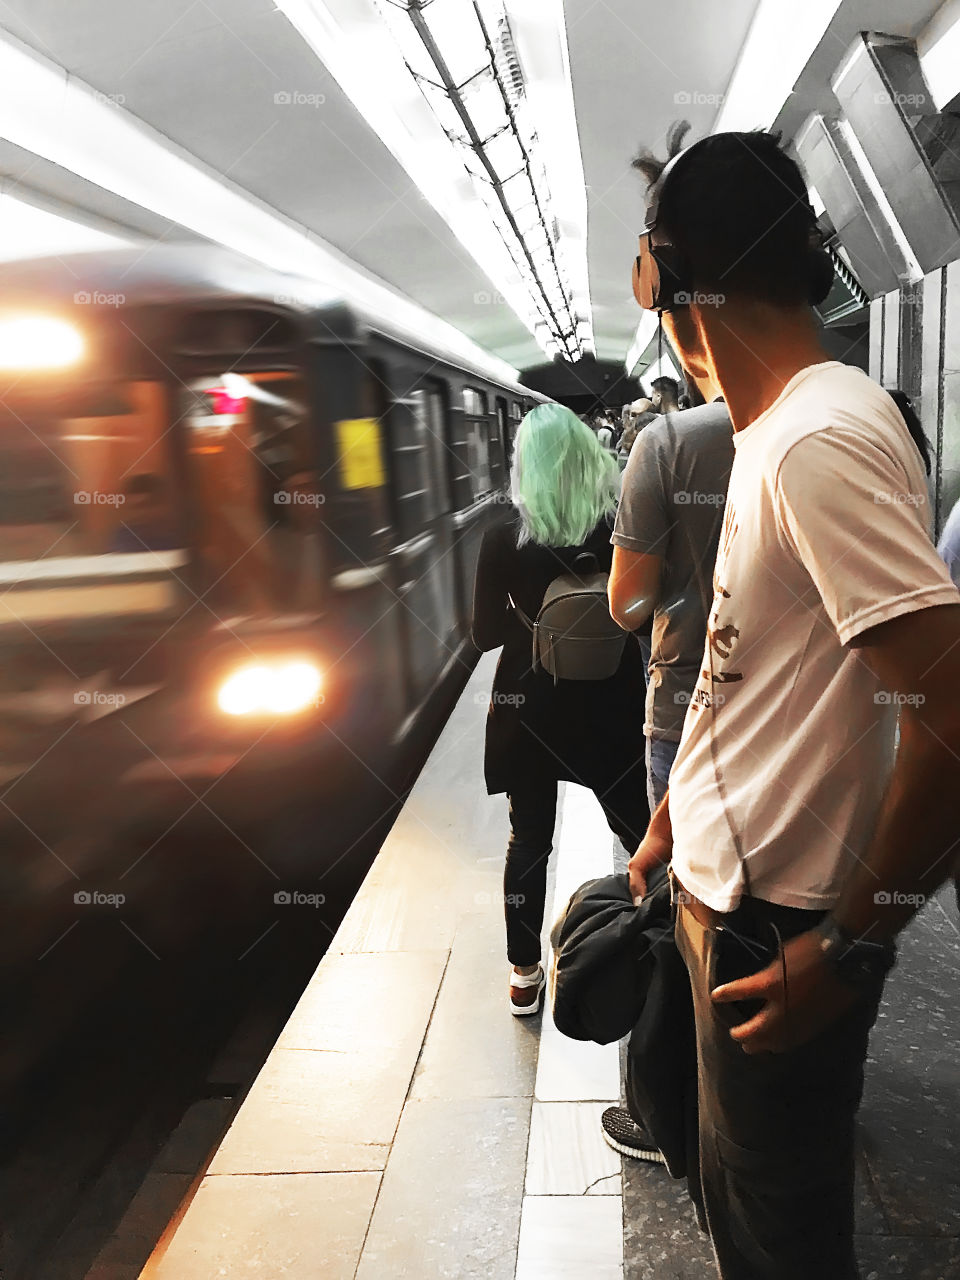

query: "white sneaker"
xmin=509 ymin=964 xmax=545 ymax=1016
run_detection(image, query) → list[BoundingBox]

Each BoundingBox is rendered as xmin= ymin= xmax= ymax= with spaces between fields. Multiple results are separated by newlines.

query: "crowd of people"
xmin=471 ymin=121 xmax=960 ymax=1279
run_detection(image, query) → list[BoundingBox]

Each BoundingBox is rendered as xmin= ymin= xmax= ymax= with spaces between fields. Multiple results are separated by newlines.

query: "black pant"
xmin=504 ymin=767 xmax=648 ymax=966
xmin=675 ymin=896 xmax=884 ymax=1280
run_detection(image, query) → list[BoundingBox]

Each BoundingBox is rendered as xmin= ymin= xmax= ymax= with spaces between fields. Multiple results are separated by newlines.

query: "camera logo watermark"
xmin=674 ymin=489 xmax=725 ymax=506
xmin=475 ymin=691 xmax=525 ymax=707
xmin=274 ymin=90 xmax=325 ymax=108
xmin=674 ymin=90 xmax=725 ymax=107
xmin=874 ymin=890 xmax=925 ymax=906
xmin=74 ymin=889 xmax=125 ymax=907
xmin=676 ymin=688 xmax=726 ymax=707
xmin=474 ymin=891 xmax=526 ymax=906
xmin=93 ymin=91 xmax=126 ymax=107
xmin=75 ymin=690 xmax=126 ymax=708
xmin=873 ymin=490 xmax=926 ymax=507
xmin=274 ymin=490 xmax=326 ymax=506
xmin=473 ymin=290 xmax=508 ymax=306
xmin=274 ymin=890 xmax=326 ymax=907
xmin=874 ymin=90 xmax=926 ymax=108
xmin=673 ymin=290 xmax=725 ymax=308
xmin=74 ymin=290 xmax=125 ymax=307
xmin=874 ymin=691 xmax=925 ymax=707
xmin=74 ymin=490 xmax=125 ymax=506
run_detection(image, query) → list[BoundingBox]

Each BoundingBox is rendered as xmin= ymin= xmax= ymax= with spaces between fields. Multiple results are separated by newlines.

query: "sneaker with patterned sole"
xmin=509 ymin=964 xmax=545 ymax=1016
xmin=600 ymin=1107 xmax=667 ymax=1163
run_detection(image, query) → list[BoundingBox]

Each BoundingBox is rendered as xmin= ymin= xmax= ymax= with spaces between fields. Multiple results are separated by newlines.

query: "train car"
xmin=0 ymin=244 xmax=543 ymax=1058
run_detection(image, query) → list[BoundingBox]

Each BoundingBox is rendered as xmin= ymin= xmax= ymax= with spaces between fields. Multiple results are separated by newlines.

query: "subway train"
xmin=0 ymin=244 xmax=543 ymax=1077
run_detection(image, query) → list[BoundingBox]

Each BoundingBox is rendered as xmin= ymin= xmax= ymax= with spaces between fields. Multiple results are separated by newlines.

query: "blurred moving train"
xmin=0 ymin=244 xmax=543 ymax=1075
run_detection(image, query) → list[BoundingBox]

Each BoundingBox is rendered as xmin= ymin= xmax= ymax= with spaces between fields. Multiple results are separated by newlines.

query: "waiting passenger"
xmin=471 ymin=404 xmax=649 ymax=1015
xmin=627 ymin=122 xmax=960 ymax=1279
xmin=650 ymin=375 xmax=680 ymax=413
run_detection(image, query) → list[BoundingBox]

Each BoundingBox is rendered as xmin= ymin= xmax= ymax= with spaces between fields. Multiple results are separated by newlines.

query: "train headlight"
xmin=217 ymin=660 xmax=323 ymax=717
xmin=0 ymin=316 xmax=84 ymax=370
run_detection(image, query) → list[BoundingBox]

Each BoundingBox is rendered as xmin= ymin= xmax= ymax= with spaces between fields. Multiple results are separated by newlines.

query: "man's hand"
xmin=711 ymin=929 xmax=860 ymax=1053
xmin=627 ymin=833 xmax=672 ymax=905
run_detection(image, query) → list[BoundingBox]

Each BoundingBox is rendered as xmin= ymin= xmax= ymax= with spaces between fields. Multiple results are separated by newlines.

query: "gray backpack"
xmin=511 ymin=553 xmax=628 ymax=683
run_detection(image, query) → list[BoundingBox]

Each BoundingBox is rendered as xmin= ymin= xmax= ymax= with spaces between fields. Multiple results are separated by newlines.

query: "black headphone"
xmin=631 ymin=138 xmax=835 ymax=312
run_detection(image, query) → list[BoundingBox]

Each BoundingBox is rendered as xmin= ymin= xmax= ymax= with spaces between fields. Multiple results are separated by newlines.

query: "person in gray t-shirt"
xmin=609 ymin=399 xmax=733 ymax=809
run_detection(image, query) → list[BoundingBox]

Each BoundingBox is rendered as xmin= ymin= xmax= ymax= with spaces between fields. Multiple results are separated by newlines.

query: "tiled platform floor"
xmin=142 ymin=654 xmax=960 ymax=1279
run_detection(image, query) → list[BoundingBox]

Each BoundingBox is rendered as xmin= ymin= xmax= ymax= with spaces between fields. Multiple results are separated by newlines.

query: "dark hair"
xmin=633 ymin=121 xmax=819 ymax=307
xmin=651 ymin=376 xmax=680 ymax=397
xmin=887 ymin=390 xmax=932 ymax=476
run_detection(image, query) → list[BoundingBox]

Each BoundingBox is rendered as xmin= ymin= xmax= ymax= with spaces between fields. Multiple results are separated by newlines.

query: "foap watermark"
xmin=74 ymin=290 xmax=125 ymax=307
xmin=274 ymin=292 xmax=313 ymax=308
xmin=674 ymin=489 xmax=725 ymax=506
xmin=874 ymin=90 xmax=926 ymax=108
xmin=93 ymin=90 xmax=126 ymax=107
xmin=874 ymin=691 xmax=925 ymax=707
xmin=473 ymin=290 xmax=508 ymax=306
xmin=274 ymin=90 xmax=325 ymax=108
xmin=673 ymin=290 xmax=725 ymax=308
xmin=274 ymin=889 xmax=327 ymax=907
xmin=75 ymin=690 xmax=126 ymax=708
xmin=474 ymin=690 xmax=525 ymax=707
xmin=674 ymin=90 xmax=725 ymax=107
xmin=474 ymin=891 xmax=526 ymax=906
xmin=873 ymin=490 xmax=926 ymax=507
xmin=274 ymin=490 xmax=325 ymax=506
xmin=874 ymin=890 xmax=925 ymax=906
xmin=74 ymin=490 xmax=125 ymax=506
xmin=74 ymin=889 xmax=125 ymax=907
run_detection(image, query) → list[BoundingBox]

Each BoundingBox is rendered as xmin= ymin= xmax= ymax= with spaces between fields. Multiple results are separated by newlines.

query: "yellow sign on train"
xmin=335 ymin=418 xmax=386 ymax=490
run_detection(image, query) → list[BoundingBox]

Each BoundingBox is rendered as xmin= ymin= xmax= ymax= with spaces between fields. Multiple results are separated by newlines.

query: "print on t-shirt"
xmin=698 ymin=503 xmax=743 ymax=695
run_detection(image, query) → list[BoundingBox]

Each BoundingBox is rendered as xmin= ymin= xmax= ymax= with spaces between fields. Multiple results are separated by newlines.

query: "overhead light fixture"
xmin=918 ymin=0 xmax=960 ymax=112
xmin=0 ymin=28 xmax=520 ymax=387
xmin=624 ymin=311 xmax=658 ymax=375
xmin=0 ymin=193 xmax=127 ymax=262
xmin=713 ymin=0 xmax=843 ymax=132
xmin=278 ymin=0 xmax=592 ymax=362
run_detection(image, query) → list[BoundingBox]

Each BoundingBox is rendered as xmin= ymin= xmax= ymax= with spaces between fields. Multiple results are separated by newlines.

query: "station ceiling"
xmin=0 ymin=0 xmax=951 ymax=375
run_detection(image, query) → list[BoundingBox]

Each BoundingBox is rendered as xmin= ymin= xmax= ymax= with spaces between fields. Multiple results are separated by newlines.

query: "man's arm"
xmin=715 ymin=601 xmax=960 ymax=1051
xmin=627 ymin=788 xmax=673 ymax=903
xmin=831 ymin=601 xmax=960 ymax=937
xmin=608 ymin=544 xmax=662 ymax=631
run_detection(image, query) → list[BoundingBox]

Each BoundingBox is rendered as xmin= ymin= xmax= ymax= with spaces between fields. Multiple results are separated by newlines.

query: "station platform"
xmin=140 ymin=653 xmax=960 ymax=1280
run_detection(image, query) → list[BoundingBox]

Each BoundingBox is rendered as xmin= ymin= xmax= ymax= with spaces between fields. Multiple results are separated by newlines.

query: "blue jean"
xmin=645 ymin=735 xmax=679 ymax=813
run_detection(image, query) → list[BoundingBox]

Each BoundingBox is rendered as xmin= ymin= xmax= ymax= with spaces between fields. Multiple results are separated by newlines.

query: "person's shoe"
xmin=509 ymin=964 xmax=545 ymax=1016
xmin=600 ymin=1107 xmax=666 ymax=1163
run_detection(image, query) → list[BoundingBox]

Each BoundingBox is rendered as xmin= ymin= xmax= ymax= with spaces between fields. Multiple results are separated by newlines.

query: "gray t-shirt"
xmin=612 ymin=401 xmax=734 ymax=740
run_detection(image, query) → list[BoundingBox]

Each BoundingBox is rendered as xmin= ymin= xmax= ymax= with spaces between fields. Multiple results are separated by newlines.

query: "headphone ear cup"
xmin=807 ymin=248 xmax=834 ymax=306
xmin=650 ymin=245 xmax=693 ymax=311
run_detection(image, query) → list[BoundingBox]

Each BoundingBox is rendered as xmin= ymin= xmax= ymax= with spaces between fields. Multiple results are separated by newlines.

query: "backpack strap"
xmin=507 ymin=592 xmax=537 ymax=633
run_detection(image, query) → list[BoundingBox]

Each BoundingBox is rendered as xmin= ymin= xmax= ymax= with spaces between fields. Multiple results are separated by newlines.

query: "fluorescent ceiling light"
xmin=279 ymin=0 xmax=591 ymax=361
xmin=0 ymin=193 xmax=127 ymax=261
xmin=714 ymin=0 xmax=843 ymax=132
xmin=0 ymin=29 xmax=520 ymax=386
xmin=831 ymin=114 xmax=923 ymax=284
xmin=625 ymin=311 xmax=658 ymax=374
xmin=917 ymin=0 xmax=960 ymax=112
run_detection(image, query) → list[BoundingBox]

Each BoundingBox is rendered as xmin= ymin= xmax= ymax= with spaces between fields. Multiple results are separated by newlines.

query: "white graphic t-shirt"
xmin=669 ymin=361 xmax=959 ymax=912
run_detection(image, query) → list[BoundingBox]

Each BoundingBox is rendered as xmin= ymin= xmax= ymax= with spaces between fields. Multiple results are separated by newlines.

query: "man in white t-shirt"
xmin=626 ymin=123 xmax=960 ymax=1279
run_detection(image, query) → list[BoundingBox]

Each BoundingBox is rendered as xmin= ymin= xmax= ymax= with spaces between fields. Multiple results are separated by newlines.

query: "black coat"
xmin=471 ymin=513 xmax=647 ymax=795
xmin=549 ymin=865 xmax=704 ymax=1225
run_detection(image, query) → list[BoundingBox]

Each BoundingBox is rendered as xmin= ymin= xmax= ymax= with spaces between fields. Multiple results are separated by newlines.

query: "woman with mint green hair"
xmin=472 ymin=402 xmax=649 ymax=1015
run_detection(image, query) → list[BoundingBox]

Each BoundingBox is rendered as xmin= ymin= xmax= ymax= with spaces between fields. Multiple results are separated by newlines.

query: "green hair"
xmin=510 ymin=403 xmax=621 ymax=548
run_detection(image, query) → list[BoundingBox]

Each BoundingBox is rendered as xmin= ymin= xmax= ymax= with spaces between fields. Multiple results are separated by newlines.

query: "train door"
xmin=382 ymin=372 xmax=460 ymax=712
xmin=495 ymin=397 xmax=510 ymax=476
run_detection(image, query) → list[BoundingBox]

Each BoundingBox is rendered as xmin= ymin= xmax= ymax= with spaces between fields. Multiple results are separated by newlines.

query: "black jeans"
xmin=675 ymin=896 xmax=884 ymax=1280
xmin=504 ymin=767 xmax=648 ymax=966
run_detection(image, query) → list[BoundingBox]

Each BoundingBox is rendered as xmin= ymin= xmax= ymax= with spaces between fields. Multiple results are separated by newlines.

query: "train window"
xmin=388 ymin=390 xmax=434 ymax=538
xmin=461 ymin=386 xmax=492 ymax=502
xmin=180 ymin=373 xmax=324 ymax=614
xmin=176 ymin=309 xmax=299 ymax=358
xmin=0 ymin=378 xmax=184 ymax=570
